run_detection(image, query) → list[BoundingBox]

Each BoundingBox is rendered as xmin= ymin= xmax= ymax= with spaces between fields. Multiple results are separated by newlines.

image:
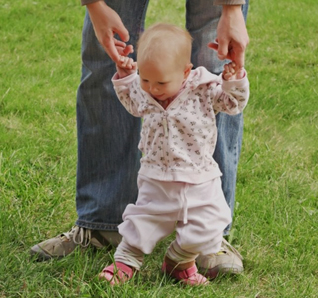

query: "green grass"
xmin=1 ymin=0 xmax=318 ymax=297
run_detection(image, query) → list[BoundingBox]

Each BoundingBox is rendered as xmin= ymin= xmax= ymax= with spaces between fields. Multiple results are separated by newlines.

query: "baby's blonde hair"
xmin=137 ymin=23 xmax=192 ymax=69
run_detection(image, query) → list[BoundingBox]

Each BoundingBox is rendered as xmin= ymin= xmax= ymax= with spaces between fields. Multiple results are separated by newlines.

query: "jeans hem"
xmin=75 ymin=220 xmax=119 ymax=232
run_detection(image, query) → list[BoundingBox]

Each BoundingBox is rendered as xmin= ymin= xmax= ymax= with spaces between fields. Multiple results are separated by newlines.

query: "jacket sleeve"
xmin=210 ymin=72 xmax=249 ymax=115
xmin=81 ymin=0 xmax=100 ymax=6
xmin=81 ymin=0 xmax=246 ymax=7
xmin=213 ymin=0 xmax=245 ymax=5
xmin=111 ymin=73 xmax=142 ymax=117
xmin=80 ymin=0 xmax=245 ymax=6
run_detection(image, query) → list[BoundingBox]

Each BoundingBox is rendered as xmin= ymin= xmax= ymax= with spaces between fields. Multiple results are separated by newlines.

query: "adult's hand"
xmin=209 ymin=5 xmax=249 ymax=78
xmin=87 ymin=1 xmax=133 ymax=63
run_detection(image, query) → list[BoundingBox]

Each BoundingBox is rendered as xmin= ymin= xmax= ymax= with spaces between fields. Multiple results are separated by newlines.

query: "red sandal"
xmin=99 ymin=262 xmax=135 ymax=285
xmin=162 ymin=262 xmax=209 ymax=286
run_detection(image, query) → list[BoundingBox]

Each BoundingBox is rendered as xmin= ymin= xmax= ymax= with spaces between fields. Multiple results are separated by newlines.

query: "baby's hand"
xmin=116 ymin=55 xmax=137 ymax=78
xmin=222 ymin=62 xmax=243 ymax=81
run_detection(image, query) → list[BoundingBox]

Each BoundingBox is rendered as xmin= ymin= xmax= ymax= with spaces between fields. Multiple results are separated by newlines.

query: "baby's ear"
xmin=184 ymin=63 xmax=193 ymax=79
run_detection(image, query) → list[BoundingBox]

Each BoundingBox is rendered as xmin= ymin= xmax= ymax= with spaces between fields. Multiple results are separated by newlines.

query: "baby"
xmin=99 ymin=23 xmax=249 ymax=286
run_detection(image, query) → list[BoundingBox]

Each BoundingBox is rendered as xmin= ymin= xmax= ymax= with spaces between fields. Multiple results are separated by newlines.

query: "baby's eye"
xmin=158 ymin=82 xmax=166 ymax=85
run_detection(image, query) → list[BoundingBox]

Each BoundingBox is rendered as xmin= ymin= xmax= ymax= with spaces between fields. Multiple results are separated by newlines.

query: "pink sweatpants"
xmin=118 ymin=175 xmax=231 ymax=258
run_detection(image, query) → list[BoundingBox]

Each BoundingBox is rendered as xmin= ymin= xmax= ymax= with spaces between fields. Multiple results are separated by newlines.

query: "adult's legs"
xmin=30 ymin=0 xmax=149 ymax=260
xmin=75 ymin=0 xmax=149 ymax=231
xmin=186 ymin=0 xmax=248 ymax=277
xmin=186 ymin=0 xmax=248 ymax=235
xmin=214 ymin=2 xmax=248 ymax=235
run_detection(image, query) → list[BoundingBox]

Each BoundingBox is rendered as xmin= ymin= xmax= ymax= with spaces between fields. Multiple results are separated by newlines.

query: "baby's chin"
xmin=151 ymin=94 xmax=166 ymax=101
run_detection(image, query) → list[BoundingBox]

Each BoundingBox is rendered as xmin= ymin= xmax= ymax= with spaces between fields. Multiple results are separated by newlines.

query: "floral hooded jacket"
xmin=112 ymin=66 xmax=249 ymax=184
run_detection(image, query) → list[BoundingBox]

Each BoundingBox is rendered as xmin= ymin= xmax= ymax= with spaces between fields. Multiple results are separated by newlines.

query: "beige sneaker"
xmin=196 ymin=238 xmax=244 ymax=279
xmin=30 ymin=226 xmax=120 ymax=261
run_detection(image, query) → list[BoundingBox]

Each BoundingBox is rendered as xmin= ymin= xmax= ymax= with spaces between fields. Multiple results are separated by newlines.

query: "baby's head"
xmin=137 ymin=23 xmax=193 ymax=101
xmin=137 ymin=23 xmax=192 ymax=70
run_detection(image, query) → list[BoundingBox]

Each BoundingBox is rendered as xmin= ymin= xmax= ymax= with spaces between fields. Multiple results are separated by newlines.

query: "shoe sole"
xmin=200 ymin=263 xmax=243 ymax=279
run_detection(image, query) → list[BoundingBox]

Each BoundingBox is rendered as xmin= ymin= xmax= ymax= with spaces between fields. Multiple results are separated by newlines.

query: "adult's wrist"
xmin=221 ymin=4 xmax=243 ymax=14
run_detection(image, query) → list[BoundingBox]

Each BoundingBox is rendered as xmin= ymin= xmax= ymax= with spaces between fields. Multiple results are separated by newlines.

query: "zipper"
xmin=162 ymin=117 xmax=168 ymax=136
xmin=161 ymin=114 xmax=169 ymax=171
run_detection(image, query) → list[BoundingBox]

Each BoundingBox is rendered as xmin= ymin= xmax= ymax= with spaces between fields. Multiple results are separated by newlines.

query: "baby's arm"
xmin=222 ymin=62 xmax=244 ymax=81
xmin=116 ymin=55 xmax=137 ymax=79
xmin=209 ymin=62 xmax=249 ymax=115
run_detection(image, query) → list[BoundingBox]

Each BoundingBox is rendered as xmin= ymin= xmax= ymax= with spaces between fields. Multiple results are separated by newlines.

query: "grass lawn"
xmin=1 ymin=0 xmax=318 ymax=297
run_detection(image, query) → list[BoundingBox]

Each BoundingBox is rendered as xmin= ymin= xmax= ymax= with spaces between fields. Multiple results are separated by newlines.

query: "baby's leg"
xmin=114 ymin=238 xmax=144 ymax=270
xmin=163 ymin=240 xmax=208 ymax=285
xmin=99 ymin=239 xmax=143 ymax=285
xmin=176 ymin=178 xmax=231 ymax=256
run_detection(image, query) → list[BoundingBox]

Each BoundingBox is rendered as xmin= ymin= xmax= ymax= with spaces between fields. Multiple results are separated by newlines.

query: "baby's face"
xmin=138 ymin=60 xmax=187 ymax=101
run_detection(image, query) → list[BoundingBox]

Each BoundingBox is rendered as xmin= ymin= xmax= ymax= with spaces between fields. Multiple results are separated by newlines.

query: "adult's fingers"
xmin=216 ymin=38 xmax=231 ymax=61
xmin=208 ymin=42 xmax=231 ymax=60
xmin=103 ymin=36 xmax=121 ymax=62
xmin=207 ymin=42 xmax=219 ymax=52
xmin=113 ymin=24 xmax=130 ymax=43
xmin=114 ymin=39 xmax=134 ymax=56
xmin=232 ymin=45 xmax=245 ymax=70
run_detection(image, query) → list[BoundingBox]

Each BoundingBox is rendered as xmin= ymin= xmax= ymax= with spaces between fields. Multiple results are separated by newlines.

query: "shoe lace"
xmin=220 ymin=238 xmax=243 ymax=260
xmin=65 ymin=226 xmax=92 ymax=248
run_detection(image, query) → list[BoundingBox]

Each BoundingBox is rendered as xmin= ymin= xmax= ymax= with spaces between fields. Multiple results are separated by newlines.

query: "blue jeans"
xmin=75 ymin=0 xmax=248 ymax=235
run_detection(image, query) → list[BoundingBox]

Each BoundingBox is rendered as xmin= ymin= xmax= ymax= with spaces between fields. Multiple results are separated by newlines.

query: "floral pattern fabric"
xmin=112 ymin=66 xmax=249 ymax=184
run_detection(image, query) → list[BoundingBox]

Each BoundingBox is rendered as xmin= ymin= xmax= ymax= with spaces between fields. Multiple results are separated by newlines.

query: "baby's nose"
xmin=150 ymin=85 xmax=159 ymax=93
